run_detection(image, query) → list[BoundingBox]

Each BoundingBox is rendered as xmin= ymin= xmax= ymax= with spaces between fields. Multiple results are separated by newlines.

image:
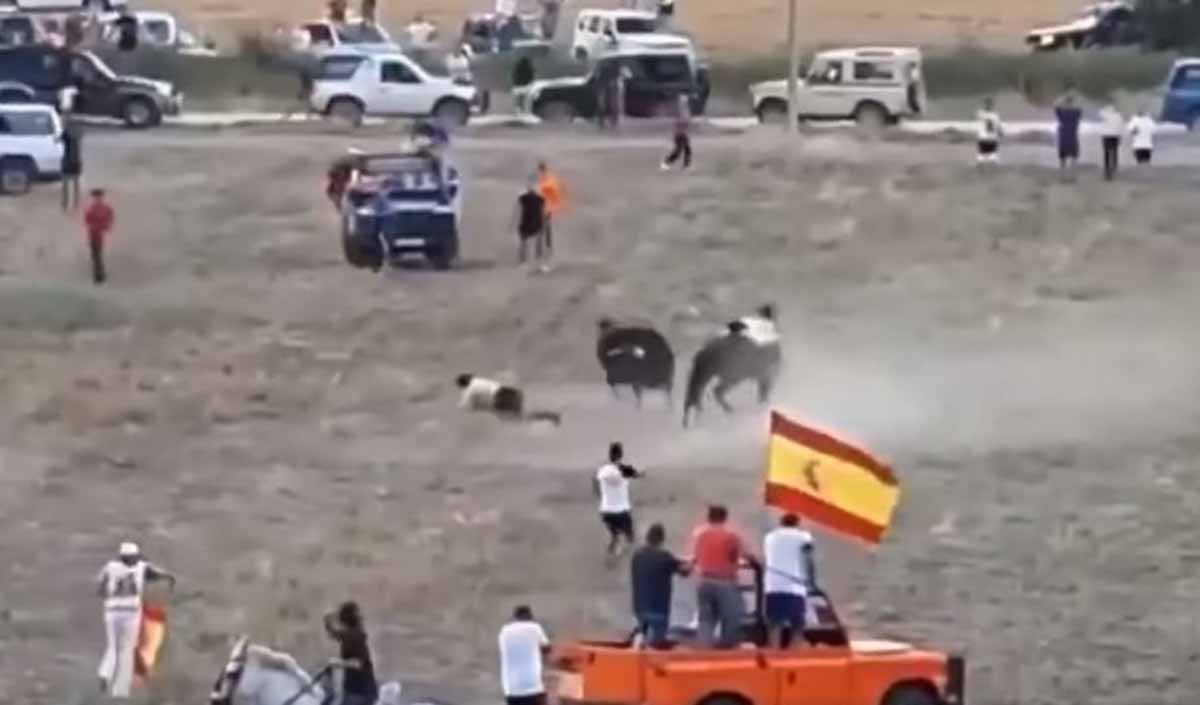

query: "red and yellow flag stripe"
xmin=765 ymin=411 xmax=900 ymax=544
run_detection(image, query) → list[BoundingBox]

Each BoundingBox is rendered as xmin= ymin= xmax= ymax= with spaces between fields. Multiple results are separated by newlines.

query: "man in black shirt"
xmin=61 ymin=120 xmax=82 ymax=212
xmin=114 ymin=10 xmax=138 ymax=52
xmin=630 ymin=524 xmax=690 ymax=648
xmin=513 ymin=179 xmax=546 ymax=267
xmin=324 ymin=602 xmax=378 ymax=705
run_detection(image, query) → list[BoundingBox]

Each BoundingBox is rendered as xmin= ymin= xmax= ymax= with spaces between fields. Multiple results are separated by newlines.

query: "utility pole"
xmin=786 ymin=0 xmax=799 ymax=134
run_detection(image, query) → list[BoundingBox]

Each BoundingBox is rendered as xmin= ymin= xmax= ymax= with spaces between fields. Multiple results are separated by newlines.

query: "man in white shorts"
xmin=96 ymin=542 xmax=175 ymax=698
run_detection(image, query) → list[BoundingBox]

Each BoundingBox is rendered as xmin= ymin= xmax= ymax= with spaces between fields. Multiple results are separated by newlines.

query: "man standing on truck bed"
xmin=763 ymin=513 xmax=815 ymax=649
xmin=690 ymin=505 xmax=758 ymax=649
xmin=631 ymin=523 xmax=690 ymax=648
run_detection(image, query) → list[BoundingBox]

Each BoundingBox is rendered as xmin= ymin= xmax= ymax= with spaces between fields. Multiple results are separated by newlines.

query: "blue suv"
xmin=1161 ymin=59 xmax=1200 ymax=129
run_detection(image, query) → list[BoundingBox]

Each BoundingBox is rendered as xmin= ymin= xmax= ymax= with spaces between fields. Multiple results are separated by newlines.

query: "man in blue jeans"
xmin=630 ymin=524 xmax=690 ymax=648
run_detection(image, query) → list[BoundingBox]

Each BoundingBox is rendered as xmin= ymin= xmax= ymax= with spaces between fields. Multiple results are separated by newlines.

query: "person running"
xmin=498 ymin=605 xmax=551 ymax=705
xmin=323 ymin=602 xmax=378 ymax=705
xmin=763 ymin=514 xmax=816 ymax=649
xmin=1098 ymin=103 xmax=1124 ymax=181
xmin=536 ymin=161 xmax=565 ymax=259
xmin=96 ymin=542 xmax=176 ymax=698
xmin=630 ymin=524 xmax=690 ymax=648
xmin=661 ymin=93 xmax=693 ymax=171
xmin=61 ymin=119 xmax=82 ymax=211
xmin=1054 ymin=92 xmax=1083 ymax=181
xmin=1128 ymin=107 xmax=1156 ymax=166
xmin=690 ymin=505 xmax=758 ymax=649
xmin=975 ymin=96 xmax=1003 ymax=166
xmin=83 ymin=188 xmax=114 ymax=285
xmin=595 ymin=442 xmax=643 ymax=557
xmin=512 ymin=178 xmax=547 ymax=268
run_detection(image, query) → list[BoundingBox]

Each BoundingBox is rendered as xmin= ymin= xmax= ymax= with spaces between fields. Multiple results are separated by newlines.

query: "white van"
xmin=571 ymin=9 xmax=691 ymax=61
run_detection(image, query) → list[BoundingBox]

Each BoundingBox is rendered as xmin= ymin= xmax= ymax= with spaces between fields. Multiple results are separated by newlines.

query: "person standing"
xmin=536 ymin=161 xmax=564 ymax=260
xmin=498 ymin=605 xmax=551 ymax=705
xmin=595 ymin=442 xmax=642 ymax=557
xmin=1054 ymin=92 xmax=1083 ymax=182
xmin=512 ymin=178 xmax=546 ymax=268
xmin=61 ymin=119 xmax=82 ymax=211
xmin=324 ymin=602 xmax=378 ymax=705
xmin=630 ymin=524 xmax=690 ymax=648
xmin=1128 ymin=107 xmax=1156 ymax=166
xmin=975 ymin=96 xmax=1003 ymax=166
xmin=512 ymin=56 xmax=535 ymax=115
xmin=96 ymin=542 xmax=176 ymax=698
xmin=763 ymin=514 xmax=815 ymax=649
xmin=1098 ymin=103 xmax=1124 ymax=181
xmin=539 ymin=0 xmax=562 ymax=40
xmin=690 ymin=505 xmax=758 ymax=649
xmin=661 ymin=93 xmax=693 ymax=171
xmin=83 ymin=188 xmax=114 ymax=285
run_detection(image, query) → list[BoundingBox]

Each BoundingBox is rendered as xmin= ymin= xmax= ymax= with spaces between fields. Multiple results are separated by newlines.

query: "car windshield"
xmin=0 ymin=110 xmax=56 ymax=135
xmin=336 ymin=22 xmax=388 ymax=44
xmin=79 ymin=52 xmax=117 ymax=80
xmin=406 ymin=52 xmax=449 ymax=77
xmin=616 ymin=18 xmax=657 ymax=34
xmin=143 ymin=19 xmax=172 ymax=44
xmin=319 ymin=55 xmax=365 ymax=80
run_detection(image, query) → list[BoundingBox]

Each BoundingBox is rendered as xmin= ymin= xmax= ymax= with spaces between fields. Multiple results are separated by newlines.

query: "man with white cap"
xmin=96 ymin=541 xmax=175 ymax=698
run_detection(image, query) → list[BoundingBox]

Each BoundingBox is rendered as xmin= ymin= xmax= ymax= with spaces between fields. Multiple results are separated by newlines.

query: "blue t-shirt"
xmin=1056 ymin=106 xmax=1083 ymax=138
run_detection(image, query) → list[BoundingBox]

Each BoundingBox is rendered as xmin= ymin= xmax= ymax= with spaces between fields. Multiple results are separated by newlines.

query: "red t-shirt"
xmin=691 ymin=523 xmax=749 ymax=581
xmin=84 ymin=201 xmax=114 ymax=240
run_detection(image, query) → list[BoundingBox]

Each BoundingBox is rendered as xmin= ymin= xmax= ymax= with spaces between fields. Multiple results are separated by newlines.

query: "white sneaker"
xmin=660 ymin=162 xmax=671 ymax=171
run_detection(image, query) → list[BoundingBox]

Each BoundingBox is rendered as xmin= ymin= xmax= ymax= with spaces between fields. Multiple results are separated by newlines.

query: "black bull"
xmin=596 ymin=324 xmax=675 ymax=406
xmin=682 ymin=334 xmax=782 ymax=427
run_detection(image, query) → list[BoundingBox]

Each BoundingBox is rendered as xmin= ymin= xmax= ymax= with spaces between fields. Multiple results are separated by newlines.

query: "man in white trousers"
xmin=96 ymin=541 xmax=176 ymax=698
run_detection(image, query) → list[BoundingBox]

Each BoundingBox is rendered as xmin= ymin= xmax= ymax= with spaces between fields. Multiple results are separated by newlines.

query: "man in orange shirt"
xmin=536 ymin=161 xmax=565 ymax=263
xmin=84 ymin=188 xmax=114 ymax=285
xmin=690 ymin=505 xmax=759 ymax=649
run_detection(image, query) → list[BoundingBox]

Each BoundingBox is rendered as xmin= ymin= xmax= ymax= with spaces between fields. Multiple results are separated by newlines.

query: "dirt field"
xmin=160 ymin=0 xmax=1075 ymax=56
xmin=3 ymin=125 xmax=1200 ymax=705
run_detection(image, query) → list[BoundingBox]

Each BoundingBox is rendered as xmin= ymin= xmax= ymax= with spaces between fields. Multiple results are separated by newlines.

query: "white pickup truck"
xmin=0 ymin=102 xmax=62 ymax=194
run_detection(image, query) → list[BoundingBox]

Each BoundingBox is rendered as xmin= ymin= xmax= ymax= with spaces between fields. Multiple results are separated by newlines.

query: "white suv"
xmin=750 ymin=47 xmax=926 ymax=126
xmin=0 ymin=102 xmax=62 ymax=194
xmin=571 ymin=9 xmax=692 ymax=61
xmin=309 ymin=52 xmax=477 ymax=127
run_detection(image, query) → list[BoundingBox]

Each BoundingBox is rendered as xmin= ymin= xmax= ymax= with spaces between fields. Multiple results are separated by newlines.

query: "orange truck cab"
xmin=551 ymin=565 xmax=964 ymax=705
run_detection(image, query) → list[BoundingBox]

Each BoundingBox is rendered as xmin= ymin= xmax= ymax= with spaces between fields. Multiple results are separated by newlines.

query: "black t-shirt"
xmin=332 ymin=627 xmax=377 ymax=697
xmin=517 ymin=190 xmax=545 ymax=236
xmin=62 ymin=125 xmax=82 ymax=174
xmin=115 ymin=15 xmax=138 ymax=51
xmin=631 ymin=545 xmax=681 ymax=616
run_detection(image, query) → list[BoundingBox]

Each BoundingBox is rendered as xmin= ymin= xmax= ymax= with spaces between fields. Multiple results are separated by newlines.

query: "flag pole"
xmin=786 ymin=0 xmax=799 ymax=135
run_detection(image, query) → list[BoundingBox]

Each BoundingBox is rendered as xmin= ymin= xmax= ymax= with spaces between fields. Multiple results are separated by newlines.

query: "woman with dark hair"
xmin=324 ymin=602 xmax=378 ymax=705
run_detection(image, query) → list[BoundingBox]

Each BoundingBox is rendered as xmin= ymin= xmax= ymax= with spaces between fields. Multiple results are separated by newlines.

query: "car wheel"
xmin=854 ymin=101 xmax=888 ymax=129
xmin=536 ymin=100 xmax=576 ymax=125
xmin=881 ymin=684 xmax=939 ymax=705
xmin=696 ymin=695 xmax=751 ymax=705
xmin=328 ymin=98 xmax=365 ymax=128
xmin=0 ymin=158 xmax=34 ymax=195
xmin=121 ymin=97 xmax=160 ymax=129
xmin=756 ymin=98 xmax=789 ymax=125
xmin=433 ymin=98 xmax=470 ymax=127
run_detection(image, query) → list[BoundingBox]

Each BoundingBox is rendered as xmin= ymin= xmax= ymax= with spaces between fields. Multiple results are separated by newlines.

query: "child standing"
xmin=660 ymin=93 xmax=693 ymax=171
xmin=513 ymin=178 xmax=547 ymax=270
xmin=83 ymin=188 xmax=114 ymax=285
xmin=1127 ymin=107 xmax=1156 ymax=166
xmin=1098 ymin=103 xmax=1124 ymax=181
xmin=975 ymin=97 xmax=1003 ymax=166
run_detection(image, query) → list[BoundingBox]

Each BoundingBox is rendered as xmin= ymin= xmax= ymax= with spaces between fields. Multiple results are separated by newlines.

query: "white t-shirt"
xmin=1099 ymin=107 xmax=1124 ymax=138
xmin=495 ymin=0 xmax=518 ymax=16
xmin=739 ymin=316 xmax=780 ymax=346
xmin=498 ymin=621 xmax=549 ymax=697
xmin=1128 ymin=115 xmax=1155 ymax=150
xmin=763 ymin=527 xmax=813 ymax=596
xmin=97 ymin=560 xmax=148 ymax=610
xmin=977 ymin=110 xmax=1002 ymax=141
xmin=596 ymin=463 xmax=632 ymax=514
xmin=460 ymin=377 xmax=502 ymax=410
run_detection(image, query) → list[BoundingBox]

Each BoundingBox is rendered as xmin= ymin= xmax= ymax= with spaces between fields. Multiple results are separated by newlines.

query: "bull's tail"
xmin=682 ymin=346 xmax=715 ymax=428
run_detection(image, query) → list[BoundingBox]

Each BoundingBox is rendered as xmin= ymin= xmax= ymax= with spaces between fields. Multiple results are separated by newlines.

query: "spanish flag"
xmin=765 ymin=411 xmax=900 ymax=544
xmin=134 ymin=603 xmax=167 ymax=683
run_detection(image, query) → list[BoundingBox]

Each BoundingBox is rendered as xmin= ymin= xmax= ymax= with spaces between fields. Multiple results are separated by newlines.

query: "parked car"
xmin=529 ymin=49 xmax=707 ymax=124
xmin=0 ymin=46 xmax=181 ymax=127
xmin=309 ymin=51 xmax=477 ymax=127
xmin=571 ymin=8 xmax=692 ymax=61
xmin=292 ymin=17 xmax=398 ymax=54
xmin=100 ymin=11 xmax=218 ymax=57
xmin=3 ymin=0 xmax=125 ymax=10
xmin=459 ymin=12 xmax=549 ymax=56
xmin=1024 ymin=1 xmax=1141 ymax=51
xmin=0 ymin=101 xmax=62 ymax=193
xmin=338 ymin=150 xmax=463 ymax=271
xmin=749 ymin=47 xmax=925 ymax=126
xmin=1160 ymin=58 xmax=1200 ymax=128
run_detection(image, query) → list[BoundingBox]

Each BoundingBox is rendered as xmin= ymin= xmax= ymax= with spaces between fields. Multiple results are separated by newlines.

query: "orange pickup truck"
xmin=551 ymin=567 xmax=964 ymax=705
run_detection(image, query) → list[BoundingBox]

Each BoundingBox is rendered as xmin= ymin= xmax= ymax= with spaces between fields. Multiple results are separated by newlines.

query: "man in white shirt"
xmin=96 ymin=542 xmax=175 ymax=697
xmin=594 ymin=442 xmax=642 ymax=556
xmin=498 ymin=605 xmax=551 ymax=705
xmin=762 ymin=514 xmax=815 ymax=649
xmin=1098 ymin=103 xmax=1124 ymax=181
xmin=734 ymin=304 xmax=780 ymax=346
xmin=1128 ymin=107 xmax=1156 ymax=165
xmin=976 ymin=96 xmax=1003 ymax=165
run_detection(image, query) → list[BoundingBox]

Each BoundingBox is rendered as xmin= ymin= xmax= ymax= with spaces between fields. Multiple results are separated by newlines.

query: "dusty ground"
xmin=160 ymin=0 xmax=1075 ymax=56
xmin=3 ymin=125 xmax=1200 ymax=705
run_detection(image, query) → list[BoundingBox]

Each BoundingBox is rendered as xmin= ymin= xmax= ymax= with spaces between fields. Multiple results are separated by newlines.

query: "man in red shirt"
xmin=83 ymin=188 xmax=114 ymax=285
xmin=690 ymin=505 xmax=759 ymax=649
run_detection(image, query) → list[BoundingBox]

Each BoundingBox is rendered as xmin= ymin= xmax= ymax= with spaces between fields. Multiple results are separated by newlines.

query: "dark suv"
xmin=0 ymin=46 xmax=180 ymax=127
xmin=529 ymin=50 xmax=709 ymax=123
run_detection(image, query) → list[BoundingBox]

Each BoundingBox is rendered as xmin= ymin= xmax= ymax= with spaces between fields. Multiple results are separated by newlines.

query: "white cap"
xmin=119 ymin=542 xmax=140 ymax=557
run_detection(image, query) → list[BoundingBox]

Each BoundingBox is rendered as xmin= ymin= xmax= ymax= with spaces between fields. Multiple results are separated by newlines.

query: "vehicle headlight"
xmin=1040 ymin=35 xmax=1054 ymax=46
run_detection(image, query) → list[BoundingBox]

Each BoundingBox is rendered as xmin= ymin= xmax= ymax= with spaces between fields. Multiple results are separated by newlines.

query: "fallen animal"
xmin=682 ymin=323 xmax=781 ymax=428
xmin=596 ymin=318 xmax=674 ymax=407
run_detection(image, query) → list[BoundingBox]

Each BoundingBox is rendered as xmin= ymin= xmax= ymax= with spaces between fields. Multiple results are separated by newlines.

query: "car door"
xmin=68 ymin=53 xmax=118 ymax=117
xmin=1166 ymin=64 xmax=1200 ymax=126
xmin=376 ymin=57 xmax=429 ymax=115
xmin=771 ymin=647 xmax=852 ymax=705
xmin=24 ymin=47 xmax=68 ymax=106
xmin=800 ymin=59 xmax=846 ymax=117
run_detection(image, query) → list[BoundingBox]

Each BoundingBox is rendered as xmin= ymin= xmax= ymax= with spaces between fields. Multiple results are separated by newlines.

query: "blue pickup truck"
xmin=1161 ymin=58 xmax=1200 ymax=129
